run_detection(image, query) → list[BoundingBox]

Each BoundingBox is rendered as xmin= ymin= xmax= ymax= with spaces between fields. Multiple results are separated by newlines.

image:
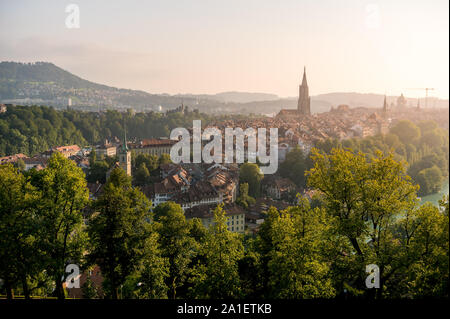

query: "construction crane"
xmin=406 ymin=88 xmax=435 ymax=108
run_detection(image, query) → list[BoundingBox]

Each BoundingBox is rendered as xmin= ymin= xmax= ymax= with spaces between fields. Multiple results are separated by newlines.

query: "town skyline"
xmin=0 ymin=0 xmax=448 ymax=99
xmin=0 ymin=1 xmax=448 ymax=304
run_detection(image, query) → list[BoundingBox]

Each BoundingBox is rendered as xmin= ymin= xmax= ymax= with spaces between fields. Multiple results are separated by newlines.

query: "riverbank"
xmin=420 ymin=180 xmax=449 ymax=206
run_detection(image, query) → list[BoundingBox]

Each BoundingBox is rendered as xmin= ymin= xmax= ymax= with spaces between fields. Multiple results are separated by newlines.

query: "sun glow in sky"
xmin=0 ymin=0 xmax=448 ymax=99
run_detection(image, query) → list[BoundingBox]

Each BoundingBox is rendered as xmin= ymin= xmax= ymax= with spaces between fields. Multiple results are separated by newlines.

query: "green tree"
xmin=0 ymin=164 xmax=38 ymax=299
xmin=257 ymin=198 xmax=335 ymax=298
xmin=189 ymin=204 xmax=244 ymax=298
xmin=279 ymin=146 xmax=311 ymax=187
xmin=82 ymin=272 xmax=99 ymax=299
xmin=420 ymin=130 xmax=444 ymax=149
xmin=87 ymin=167 xmax=152 ymax=299
xmin=159 ymin=153 xmax=172 ymax=166
xmin=133 ymin=153 xmax=158 ymax=174
xmin=236 ymin=183 xmax=255 ymax=210
xmin=135 ymin=232 xmax=170 ymax=299
xmin=239 ymin=162 xmax=263 ymax=198
xmin=87 ymin=160 xmax=109 ymax=184
xmin=134 ymin=162 xmax=151 ymax=186
xmin=392 ymin=202 xmax=449 ymax=298
xmin=153 ymin=201 xmax=197 ymax=299
xmin=415 ymin=166 xmax=443 ymax=196
xmin=390 ymin=120 xmax=420 ymax=145
xmin=306 ymin=148 xmax=418 ymax=298
xmin=89 ymin=148 xmax=97 ymax=167
xmin=33 ymin=152 xmax=89 ymax=299
xmin=417 ymin=120 xmax=438 ymax=133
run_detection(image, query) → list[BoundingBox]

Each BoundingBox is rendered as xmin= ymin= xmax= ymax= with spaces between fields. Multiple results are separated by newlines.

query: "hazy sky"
xmin=1 ymin=0 xmax=448 ymax=98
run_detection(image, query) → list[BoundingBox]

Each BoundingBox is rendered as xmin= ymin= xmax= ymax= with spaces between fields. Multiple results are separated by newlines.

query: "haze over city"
xmin=0 ymin=0 xmax=448 ymax=99
xmin=0 ymin=0 xmax=449 ymax=307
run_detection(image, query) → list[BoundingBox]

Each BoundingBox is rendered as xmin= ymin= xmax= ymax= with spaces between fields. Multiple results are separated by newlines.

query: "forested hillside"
xmin=0 ymin=104 xmax=236 ymax=156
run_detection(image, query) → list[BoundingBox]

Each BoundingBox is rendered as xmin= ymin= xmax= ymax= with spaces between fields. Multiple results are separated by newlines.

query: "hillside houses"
xmin=262 ymin=176 xmax=297 ymax=200
xmin=141 ymin=162 xmax=237 ymax=210
xmin=0 ymin=153 xmax=27 ymax=165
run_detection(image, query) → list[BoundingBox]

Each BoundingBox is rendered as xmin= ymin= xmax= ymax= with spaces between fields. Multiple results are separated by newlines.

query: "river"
xmin=420 ymin=180 xmax=449 ymax=206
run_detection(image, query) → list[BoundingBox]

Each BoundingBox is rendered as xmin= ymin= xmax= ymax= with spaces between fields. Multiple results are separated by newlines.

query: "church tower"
xmin=119 ymin=125 xmax=131 ymax=176
xmin=383 ymin=95 xmax=388 ymax=113
xmin=298 ymin=67 xmax=311 ymax=115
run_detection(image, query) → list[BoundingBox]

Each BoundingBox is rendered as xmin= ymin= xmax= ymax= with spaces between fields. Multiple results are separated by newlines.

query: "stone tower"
xmin=297 ymin=66 xmax=311 ymax=115
xmin=383 ymin=95 xmax=388 ymax=113
xmin=119 ymin=126 xmax=131 ymax=176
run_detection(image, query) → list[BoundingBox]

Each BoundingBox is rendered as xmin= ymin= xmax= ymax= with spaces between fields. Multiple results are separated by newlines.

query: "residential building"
xmin=96 ymin=139 xmax=117 ymax=158
xmin=263 ymin=176 xmax=296 ymax=200
xmin=184 ymin=203 xmax=246 ymax=233
xmin=129 ymin=138 xmax=176 ymax=157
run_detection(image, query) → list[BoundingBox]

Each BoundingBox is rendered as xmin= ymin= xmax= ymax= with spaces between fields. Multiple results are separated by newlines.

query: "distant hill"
xmin=212 ymin=91 xmax=279 ymax=103
xmin=0 ymin=62 xmax=211 ymax=111
xmin=0 ymin=61 xmax=108 ymax=90
xmin=174 ymin=91 xmax=279 ymax=104
xmin=1 ymin=61 xmax=447 ymax=113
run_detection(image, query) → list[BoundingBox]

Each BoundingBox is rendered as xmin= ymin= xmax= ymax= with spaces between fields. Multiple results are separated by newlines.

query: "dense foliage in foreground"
xmin=0 ymin=149 xmax=448 ymax=300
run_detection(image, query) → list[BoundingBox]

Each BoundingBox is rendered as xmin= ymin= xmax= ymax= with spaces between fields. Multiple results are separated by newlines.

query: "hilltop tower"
xmin=382 ymin=95 xmax=388 ymax=115
xmin=119 ymin=125 xmax=131 ymax=176
xmin=297 ymin=67 xmax=311 ymax=115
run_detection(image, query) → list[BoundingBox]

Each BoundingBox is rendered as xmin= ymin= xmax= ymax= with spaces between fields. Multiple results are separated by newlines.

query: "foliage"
xmin=236 ymin=183 xmax=255 ymax=210
xmin=415 ymin=166 xmax=443 ymax=196
xmin=278 ymin=146 xmax=312 ymax=188
xmin=263 ymin=198 xmax=335 ymax=298
xmin=0 ymin=164 xmax=39 ymax=299
xmin=306 ymin=147 xmax=448 ymax=298
xmin=152 ymin=202 xmax=200 ymax=299
xmin=87 ymin=167 xmax=152 ymax=299
xmin=31 ymin=152 xmax=89 ymax=299
xmin=189 ymin=204 xmax=244 ymax=298
xmin=239 ymin=162 xmax=263 ymax=198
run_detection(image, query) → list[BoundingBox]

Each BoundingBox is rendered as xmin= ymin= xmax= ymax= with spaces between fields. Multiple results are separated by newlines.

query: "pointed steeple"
xmin=119 ymin=119 xmax=131 ymax=176
xmin=122 ymin=120 xmax=128 ymax=151
xmin=383 ymin=95 xmax=387 ymax=112
xmin=301 ymin=66 xmax=308 ymax=86
xmin=298 ymin=66 xmax=311 ymax=115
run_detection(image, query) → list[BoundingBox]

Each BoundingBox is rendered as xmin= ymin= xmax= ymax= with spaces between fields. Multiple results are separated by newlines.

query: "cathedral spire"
xmin=298 ymin=66 xmax=311 ymax=115
xmin=301 ymin=66 xmax=308 ymax=86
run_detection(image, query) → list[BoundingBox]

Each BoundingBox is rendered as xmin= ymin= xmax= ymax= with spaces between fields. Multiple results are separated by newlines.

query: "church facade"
xmin=278 ymin=67 xmax=311 ymax=117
